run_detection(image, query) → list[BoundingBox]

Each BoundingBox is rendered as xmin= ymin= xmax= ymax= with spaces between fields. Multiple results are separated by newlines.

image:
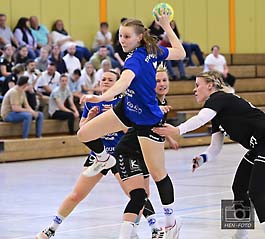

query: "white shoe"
xmin=156 ymin=220 xmax=181 ymax=239
xmin=35 ymin=228 xmax=55 ymax=239
xmin=232 ymin=229 xmax=248 ymax=239
xmin=82 ymin=154 xmax=116 ymax=177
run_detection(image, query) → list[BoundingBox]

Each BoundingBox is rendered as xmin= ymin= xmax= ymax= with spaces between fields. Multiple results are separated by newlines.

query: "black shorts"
xmin=115 ymin=152 xmax=149 ymax=181
xmin=83 ymin=154 xmax=118 ymax=176
xmin=244 ymin=141 xmax=265 ymax=165
xmin=113 ymin=98 xmax=165 ymax=143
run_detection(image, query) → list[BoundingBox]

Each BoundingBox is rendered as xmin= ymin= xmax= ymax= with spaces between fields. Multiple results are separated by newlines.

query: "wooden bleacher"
xmin=1 ymin=53 xmax=265 ymax=162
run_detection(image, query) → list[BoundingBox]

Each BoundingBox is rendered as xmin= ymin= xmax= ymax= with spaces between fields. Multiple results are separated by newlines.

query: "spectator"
xmin=92 ymin=22 xmax=114 ymax=56
xmin=0 ymin=76 xmax=43 ymax=138
xmin=90 ymin=45 xmax=113 ymax=71
xmin=51 ymin=19 xmax=91 ymax=62
xmin=35 ymin=46 xmax=49 ymax=72
xmin=13 ymin=17 xmax=39 ymax=59
xmin=49 ymin=74 xmax=79 ymax=134
xmin=14 ymin=45 xmax=29 ymax=64
xmin=204 ymin=45 xmax=236 ymax=91
xmin=160 ymin=33 xmax=187 ymax=80
xmin=94 ymin=59 xmax=111 ymax=82
xmin=148 ymin=20 xmax=164 ymax=39
xmin=63 ymin=44 xmax=81 ymax=74
xmin=1 ymin=63 xmax=25 ymax=96
xmin=0 ymin=44 xmax=15 ymax=81
xmin=80 ymin=62 xmax=100 ymax=94
xmin=170 ymin=20 xmax=204 ymax=66
xmin=49 ymin=44 xmax=67 ymax=74
xmin=29 ymin=16 xmax=52 ymax=50
xmin=0 ymin=13 xmax=18 ymax=49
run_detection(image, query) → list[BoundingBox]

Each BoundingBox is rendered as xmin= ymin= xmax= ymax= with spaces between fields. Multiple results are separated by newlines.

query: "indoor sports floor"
xmin=1 ymin=143 xmax=264 ymax=239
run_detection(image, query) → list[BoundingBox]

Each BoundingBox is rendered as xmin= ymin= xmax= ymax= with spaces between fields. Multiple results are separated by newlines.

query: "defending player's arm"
xmin=153 ymin=108 xmax=217 ymax=137
xmin=192 ymin=131 xmax=224 ymax=172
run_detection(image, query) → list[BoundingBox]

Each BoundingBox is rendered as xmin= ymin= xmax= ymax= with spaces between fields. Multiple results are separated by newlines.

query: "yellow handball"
xmin=152 ymin=3 xmax=174 ymax=21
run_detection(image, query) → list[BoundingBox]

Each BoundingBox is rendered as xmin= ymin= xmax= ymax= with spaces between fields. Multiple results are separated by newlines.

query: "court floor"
xmin=1 ymin=143 xmax=264 ymax=239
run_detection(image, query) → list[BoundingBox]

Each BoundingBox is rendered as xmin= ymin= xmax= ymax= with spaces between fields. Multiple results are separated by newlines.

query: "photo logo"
xmin=221 ymin=200 xmax=255 ymax=229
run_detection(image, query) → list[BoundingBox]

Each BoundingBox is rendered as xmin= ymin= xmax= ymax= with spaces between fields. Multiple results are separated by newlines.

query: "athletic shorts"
xmin=244 ymin=141 xmax=265 ymax=165
xmin=115 ymin=152 xmax=150 ymax=181
xmin=83 ymin=153 xmax=118 ymax=176
xmin=113 ymin=98 xmax=165 ymax=143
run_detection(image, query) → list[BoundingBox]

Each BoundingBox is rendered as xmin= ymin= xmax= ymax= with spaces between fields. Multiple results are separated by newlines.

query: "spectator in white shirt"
xmin=63 ymin=44 xmax=81 ymax=74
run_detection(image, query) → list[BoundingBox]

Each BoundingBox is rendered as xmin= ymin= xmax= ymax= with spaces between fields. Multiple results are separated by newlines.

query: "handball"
xmin=152 ymin=3 xmax=174 ymax=21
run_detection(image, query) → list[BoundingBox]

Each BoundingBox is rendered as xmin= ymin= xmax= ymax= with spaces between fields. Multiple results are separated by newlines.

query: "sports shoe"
xmin=82 ymin=154 xmax=116 ymax=177
xmin=156 ymin=220 xmax=181 ymax=239
xmin=35 ymin=227 xmax=55 ymax=239
xmin=152 ymin=228 xmax=165 ymax=238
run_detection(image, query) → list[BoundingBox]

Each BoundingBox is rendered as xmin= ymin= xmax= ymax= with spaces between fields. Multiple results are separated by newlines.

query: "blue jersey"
xmin=82 ymin=95 xmax=124 ymax=155
xmin=123 ymin=46 xmax=169 ymax=125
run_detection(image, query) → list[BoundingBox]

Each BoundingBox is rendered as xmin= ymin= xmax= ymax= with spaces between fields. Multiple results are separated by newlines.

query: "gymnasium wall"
xmin=0 ymin=0 xmax=265 ymax=54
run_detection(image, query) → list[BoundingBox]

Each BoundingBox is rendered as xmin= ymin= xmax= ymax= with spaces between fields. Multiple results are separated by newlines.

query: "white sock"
xmin=50 ymin=214 xmax=65 ymax=231
xmin=131 ymin=223 xmax=139 ymax=237
xmin=95 ymin=148 xmax=108 ymax=162
xmin=146 ymin=214 xmax=159 ymax=231
xmin=261 ymin=221 xmax=265 ymax=234
xmin=119 ymin=221 xmax=135 ymax=239
xmin=163 ymin=203 xmax=175 ymax=227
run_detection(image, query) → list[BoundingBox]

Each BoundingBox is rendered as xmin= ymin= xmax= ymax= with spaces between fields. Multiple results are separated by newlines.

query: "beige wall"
xmin=0 ymin=0 xmax=264 ymax=53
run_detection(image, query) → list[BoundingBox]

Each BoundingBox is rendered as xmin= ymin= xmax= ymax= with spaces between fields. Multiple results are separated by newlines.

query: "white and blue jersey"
xmin=82 ymin=96 xmax=124 ymax=155
xmin=123 ymin=46 xmax=169 ymax=125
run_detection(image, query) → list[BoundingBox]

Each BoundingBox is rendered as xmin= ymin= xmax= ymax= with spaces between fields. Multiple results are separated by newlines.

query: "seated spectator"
xmin=24 ymin=59 xmax=41 ymax=110
xmin=51 ymin=19 xmax=91 ymax=62
xmin=90 ymin=45 xmax=113 ymax=71
xmin=0 ymin=13 xmax=18 ymax=49
xmin=49 ymin=44 xmax=67 ymax=74
xmin=92 ymin=22 xmax=114 ymax=56
xmin=94 ymin=59 xmax=111 ymax=82
xmin=14 ymin=45 xmax=29 ymax=64
xmin=170 ymin=20 xmax=204 ymax=66
xmin=35 ymin=46 xmax=49 ymax=72
xmin=160 ymin=33 xmax=188 ymax=80
xmin=63 ymin=44 xmax=81 ymax=74
xmin=0 ymin=44 xmax=15 ymax=81
xmin=49 ymin=74 xmax=79 ymax=134
xmin=68 ymin=69 xmax=83 ymax=114
xmin=35 ymin=62 xmax=60 ymax=117
xmin=0 ymin=76 xmax=43 ymax=138
xmin=80 ymin=62 xmax=100 ymax=94
xmin=29 ymin=16 xmax=52 ymax=50
xmin=2 ymin=63 xmax=25 ymax=96
xmin=36 ymin=62 xmax=60 ymax=96
xmin=13 ymin=17 xmax=39 ymax=59
xmin=148 ymin=20 xmax=164 ymax=40
xmin=204 ymin=45 xmax=236 ymax=92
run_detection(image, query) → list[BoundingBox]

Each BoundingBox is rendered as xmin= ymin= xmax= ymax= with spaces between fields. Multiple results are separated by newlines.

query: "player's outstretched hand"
xmin=192 ymin=156 xmax=204 ymax=173
xmin=80 ymin=94 xmax=103 ymax=104
xmin=152 ymin=123 xmax=179 ymax=137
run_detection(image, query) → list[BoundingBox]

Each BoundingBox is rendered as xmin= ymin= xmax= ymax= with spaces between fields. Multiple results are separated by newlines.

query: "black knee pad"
xmin=124 ymin=188 xmax=147 ymax=215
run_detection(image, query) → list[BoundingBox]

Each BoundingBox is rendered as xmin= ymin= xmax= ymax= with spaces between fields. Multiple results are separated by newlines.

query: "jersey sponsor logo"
xmin=105 ymin=147 xmax=115 ymax=153
xmin=145 ymin=53 xmax=156 ymax=63
xmin=148 ymin=218 xmax=156 ymax=226
xmin=164 ymin=208 xmax=173 ymax=215
xmin=250 ymin=136 xmax=257 ymax=148
xmin=125 ymin=88 xmax=135 ymax=97
xmin=126 ymin=101 xmax=142 ymax=114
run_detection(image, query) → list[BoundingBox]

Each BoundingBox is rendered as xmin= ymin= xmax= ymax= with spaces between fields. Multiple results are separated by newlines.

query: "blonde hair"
xmin=196 ymin=70 xmax=228 ymax=91
xmin=121 ymin=19 xmax=161 ymax=55
xmin=156 ymin=62 xmax=168 ymax=73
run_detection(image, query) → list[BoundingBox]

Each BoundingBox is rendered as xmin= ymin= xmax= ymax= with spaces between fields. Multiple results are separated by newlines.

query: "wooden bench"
xmin=0 ymin=119 xmax=79 ymax=139
xmin=0 ymin=135 xmax=89 ymax=162
xmin=232 ymin=54 xmax=265 ymax=65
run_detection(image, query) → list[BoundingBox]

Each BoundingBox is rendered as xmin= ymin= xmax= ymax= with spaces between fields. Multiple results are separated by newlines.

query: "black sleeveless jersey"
xmin=204 ymin=91 xmax=265 ymax=149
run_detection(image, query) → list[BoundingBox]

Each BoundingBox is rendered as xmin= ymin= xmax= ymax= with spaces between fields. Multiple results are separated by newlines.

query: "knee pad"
xmin=124 ymin=188 xmax=147 ymax=215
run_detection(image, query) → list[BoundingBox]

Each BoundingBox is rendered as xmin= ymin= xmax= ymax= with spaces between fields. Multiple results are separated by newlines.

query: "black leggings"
xmin=52 ymin=110 xmax=75 ymax=135
xmin=232 ymin=144 xmax=265 ymax=223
